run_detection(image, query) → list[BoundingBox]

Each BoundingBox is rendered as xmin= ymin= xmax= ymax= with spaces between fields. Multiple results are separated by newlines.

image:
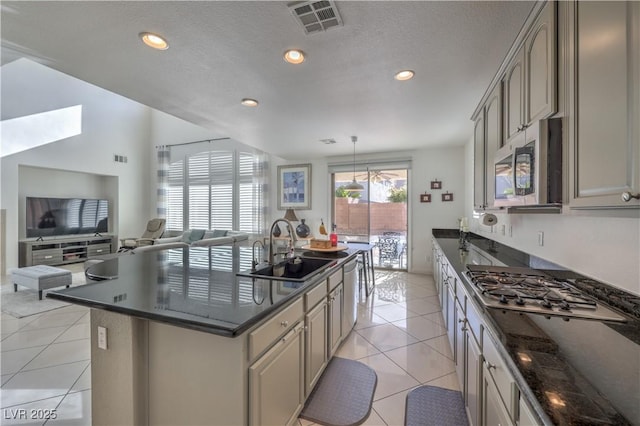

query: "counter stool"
xmin=350 ymin=243 xmax=375 ymax=297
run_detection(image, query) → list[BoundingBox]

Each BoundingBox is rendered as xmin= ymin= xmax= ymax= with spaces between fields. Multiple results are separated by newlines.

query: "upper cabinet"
xmin=503 ymin=49 xmax=525 ymax=144
xmin=525 ymin=1 xmax=557 ymax=124
xmin=473 ymin=110 xmax=486 ymax=211
xmin=568 ymin=1 xmax=640 ymax=209
xmin=485 ymin=84 xmax=503 ymax=208
xmin=503 ymin=1 xmax=557 ymax=145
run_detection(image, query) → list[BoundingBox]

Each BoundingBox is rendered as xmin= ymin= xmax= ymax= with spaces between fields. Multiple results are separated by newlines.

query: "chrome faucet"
xmin=268 ymin=219 xmax=297 ymax=265
xmin=251 ymin=240 xmax=265 ymax=272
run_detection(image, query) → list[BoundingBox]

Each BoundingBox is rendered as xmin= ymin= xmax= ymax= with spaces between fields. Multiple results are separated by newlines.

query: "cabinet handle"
xmin=280 ymin=320 xmax=289 ymax=328
xmin=487 ymin=362 xmax=497 ymax=371
xmin=458 ymin=318 xmax=465 ymax=323
xmin=461 ymin=326 xmax=468 ymax=332
xmin=44 ymin=255 xmax=53 ymax=259
xmin=621 ymin=192 xmax=640 ymax=202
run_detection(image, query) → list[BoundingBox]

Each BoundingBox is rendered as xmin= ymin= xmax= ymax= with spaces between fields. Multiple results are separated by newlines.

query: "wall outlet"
xmin=98 ymin=326 xmax=108 ymax=350
xmin=538 ymin=231 xmax=544 ymax=246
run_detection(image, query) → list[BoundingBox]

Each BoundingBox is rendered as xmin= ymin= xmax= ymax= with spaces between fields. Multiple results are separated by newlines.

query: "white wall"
xmin=1 ymin=59 xmax=153 ymax=269
xmin=464 ymin=141 xmax=640 ymax=296
xmin=271 ymin=146 xmax=467 ymax=274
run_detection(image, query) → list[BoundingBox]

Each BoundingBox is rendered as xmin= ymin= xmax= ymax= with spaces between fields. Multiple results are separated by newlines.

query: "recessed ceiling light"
xmin=241 ymin=98 xmax=259 ymax=107
xmin=139 ymin=32 xmax=169 ymax=50
xmin=284 ymin=49 xmax=305 ymax=64
xmin=394 ymin=70 xmax=415 ymax=81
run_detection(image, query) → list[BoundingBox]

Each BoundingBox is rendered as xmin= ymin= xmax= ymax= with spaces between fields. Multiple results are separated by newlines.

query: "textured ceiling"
xmin=1 ymin=1 xmax=535 ymax=159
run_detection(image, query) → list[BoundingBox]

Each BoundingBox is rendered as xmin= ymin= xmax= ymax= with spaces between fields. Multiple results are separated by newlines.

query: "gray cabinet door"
xmin=328 ymin=283 xmax=343 ymax=357
xmin=503 ymin=48 xmax=525 ymax=144
xmin=305 ymin=300 xmax=328 ymax=396
xmin=483 ymin=363 xmax=515 ymax=426
xmin=249 ymin=323 xmax=305 ymax=426
xmin=570 ymin=1 xmax=640 ymax=209
xmin=466 ymin=331 xmax=482 ymax=426
xmin=485 ymin=84 xmax=503 ymax=208
xmin=525 ymin=1 xmax=557 ymax=123
xmin=474 ymin=111 xmax=487 ymax=210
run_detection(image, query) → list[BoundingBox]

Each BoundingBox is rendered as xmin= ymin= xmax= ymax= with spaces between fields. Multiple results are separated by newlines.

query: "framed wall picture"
xmin=420 ymin=194 xmax=432 ymax=203
xmin=442 ymin=192 xmax=454 ymax=202
xmin=278 ymin=164 xmax=311 ymax=210
xmin=430 ymin=180 xmax=442 ymax=190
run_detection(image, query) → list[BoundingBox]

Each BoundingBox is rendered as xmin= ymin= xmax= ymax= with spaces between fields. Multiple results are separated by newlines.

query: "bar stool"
xmin=351 ymin=243 xmax=375 ymax=297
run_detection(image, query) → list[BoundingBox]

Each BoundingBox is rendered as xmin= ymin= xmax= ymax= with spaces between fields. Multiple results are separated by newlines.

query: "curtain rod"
xmin=156 ymin=137 xmax=230 ymax=148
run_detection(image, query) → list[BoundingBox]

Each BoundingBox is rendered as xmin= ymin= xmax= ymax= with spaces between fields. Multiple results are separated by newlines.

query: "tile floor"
xmin=1 ymin=268 xmax=458 ymax=426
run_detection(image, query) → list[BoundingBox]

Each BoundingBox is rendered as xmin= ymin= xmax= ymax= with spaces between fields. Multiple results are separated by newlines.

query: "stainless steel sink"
xmin=237 ymin=257 xmax=336 ymax=282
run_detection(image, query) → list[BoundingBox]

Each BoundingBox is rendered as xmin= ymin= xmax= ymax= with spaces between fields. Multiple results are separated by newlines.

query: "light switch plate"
xmin=98 ymin=326 xmax=107 ymax=350
xmin=538 ymin=231 xmax=544 ymax=246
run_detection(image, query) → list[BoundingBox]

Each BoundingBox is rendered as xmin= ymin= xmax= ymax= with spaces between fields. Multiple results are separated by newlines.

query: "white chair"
xmin=119 ymin=218 xmax=166 ymax=250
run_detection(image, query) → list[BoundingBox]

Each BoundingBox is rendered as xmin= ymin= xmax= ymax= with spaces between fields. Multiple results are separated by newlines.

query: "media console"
xmin=19 ymin=234 xmax=116 ymax=267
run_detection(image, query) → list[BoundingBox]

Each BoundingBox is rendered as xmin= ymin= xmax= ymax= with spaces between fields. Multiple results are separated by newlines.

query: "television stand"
xmin=18 ymin=234 xmax=116 ymax=267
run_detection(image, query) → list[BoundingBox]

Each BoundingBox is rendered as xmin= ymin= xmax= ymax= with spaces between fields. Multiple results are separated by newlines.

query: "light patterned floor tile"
xmin=391 ymin=316 xmax=447 ymax=341
xmin=422 ymin=311 xmax=446 ymax=327
xmin=425 ymin=371 xmax=461 ymax=391
xmin=423 ymin=334 xmax=454 ymax=360
xmin=1 ymin=327 xmax=68 ymax=352
xmin=1 ymin=360 xmax=89 ymax=408
xmin=354 ymin=310 xmax=388 ymax=330
xmin=54 ymin=323 xmax=90 ymax=343
xmin=372 ymin=389 xmax=411 ymax=426
xmin=369 ymin=303 xmax=420 ymax=322
xmin=46 ymin=389 xmax=91 ymax=426
xmin=357 ymin=353 xmax=420 ymax=401
xmin=361 ymin=408 xmax=387 ymax=426
xmin=1 ymin=346 xmax=47 ymax=375
xmin=399 ymin=297 xmax=442 ymax=316
xmin=358 ymin=323 xmax=419 ymax=352
xmin=22 ymin=339 xmax=90 ymax=371
xmin=335 ymin=331 xmax=381 ymax=360
xmin=0 ymin=395 xmax=63 ymax=425
xmin=384 ymin=341 xmax=456 ymax=383
xmin=21 ymin=311 xmax=86 ymax=332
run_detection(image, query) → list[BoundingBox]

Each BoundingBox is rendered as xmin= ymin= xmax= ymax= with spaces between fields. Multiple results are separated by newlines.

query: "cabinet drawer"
xmin=327 ymin=268 xmax=342 ymax=291
xmin=32 ymin=249 xmax=63 ymax=264
xmin=249 ymin=298 xmax=304 ymax=361
xmin=88 ymin=243 xmax=111 ymax=257
xmin=305 ymin=281 xmax=327 ymax=311
xmin=484 ymin=332 xmax=515 ymax=418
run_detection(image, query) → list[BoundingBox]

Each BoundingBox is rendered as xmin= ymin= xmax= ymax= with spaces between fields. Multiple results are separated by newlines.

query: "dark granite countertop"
xmin=47 ymin=243 xmax=360 ymax=337
xmin=433 ymin=231 xmax=640 ymax=426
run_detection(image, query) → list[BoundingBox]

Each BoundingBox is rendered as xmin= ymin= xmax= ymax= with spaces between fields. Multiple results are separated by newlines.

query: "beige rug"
xmin=1 ymin=271 xmax=87 ymax=318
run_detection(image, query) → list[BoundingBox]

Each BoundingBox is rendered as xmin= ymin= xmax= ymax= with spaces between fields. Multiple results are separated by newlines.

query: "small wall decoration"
xmin=442 ymin=192 xmax=454 ymax=202
xmin=420 ymin=193 xmax=432 ymax=203
xmin=430 ymin=179 xmax=442 ymax=190
xmin=277 ymin=164 xmax=312 ymax=210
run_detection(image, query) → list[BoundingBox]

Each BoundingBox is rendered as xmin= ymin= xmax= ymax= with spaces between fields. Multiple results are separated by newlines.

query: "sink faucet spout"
xmin=268 ymin=219 xmax=297 ymax=265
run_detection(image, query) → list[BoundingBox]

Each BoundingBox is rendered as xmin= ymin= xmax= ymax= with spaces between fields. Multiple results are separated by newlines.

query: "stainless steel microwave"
xmin=493 ymin=118 xmax=562 ymax=208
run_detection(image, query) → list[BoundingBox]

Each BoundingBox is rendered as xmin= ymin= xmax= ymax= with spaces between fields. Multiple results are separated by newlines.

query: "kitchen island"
xmin=433 ymin=231 xmax=639 ymax=426
xmin=48 ymin=243 xmax=361 ymax=426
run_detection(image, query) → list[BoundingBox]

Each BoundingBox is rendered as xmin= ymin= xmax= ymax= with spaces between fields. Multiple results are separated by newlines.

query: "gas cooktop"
xmin=465 ymin=265 xmax=627 ymax=323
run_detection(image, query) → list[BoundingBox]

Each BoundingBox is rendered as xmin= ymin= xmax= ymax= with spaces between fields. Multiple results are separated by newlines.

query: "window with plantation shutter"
xmin=164 ymin=147 xmax=264 ymax=234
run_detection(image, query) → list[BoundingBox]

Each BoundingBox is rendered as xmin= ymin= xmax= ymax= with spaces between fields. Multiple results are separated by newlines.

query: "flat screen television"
xmin=26 ymin=197 xmax=109 ymax=238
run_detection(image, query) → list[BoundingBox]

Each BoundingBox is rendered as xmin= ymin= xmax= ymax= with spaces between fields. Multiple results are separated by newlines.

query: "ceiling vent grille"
xmin=319 ymin=138 xmax=337 ymax=145
xmin=288 ymin=1 xmax=343 ymax=35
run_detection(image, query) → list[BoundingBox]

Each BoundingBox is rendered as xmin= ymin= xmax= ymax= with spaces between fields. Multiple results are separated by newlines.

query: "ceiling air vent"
xmin=319 ymin=138 xmax=337 ymax=145
xmin=288 ymin=1 xmax=343 ymax=35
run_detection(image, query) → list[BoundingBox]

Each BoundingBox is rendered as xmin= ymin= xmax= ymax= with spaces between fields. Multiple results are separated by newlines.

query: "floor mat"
xmin=404 ymin=385 xmax=469 ymax=426
xmin=300 ymin=356 xmax=377 ymax=426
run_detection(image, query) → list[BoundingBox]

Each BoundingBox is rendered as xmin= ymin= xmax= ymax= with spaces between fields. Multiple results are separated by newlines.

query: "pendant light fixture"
xmin=344 ymin=136 xmax=364 ymax=191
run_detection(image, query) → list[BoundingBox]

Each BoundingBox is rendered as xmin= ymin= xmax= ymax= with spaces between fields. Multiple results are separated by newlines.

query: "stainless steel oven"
xmin=493 ymin=118 xmax=562 ymax=208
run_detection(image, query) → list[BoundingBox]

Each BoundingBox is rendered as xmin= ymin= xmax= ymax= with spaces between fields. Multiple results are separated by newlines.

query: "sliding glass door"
xmin=332 ymin=168 xmax=408 ymax=270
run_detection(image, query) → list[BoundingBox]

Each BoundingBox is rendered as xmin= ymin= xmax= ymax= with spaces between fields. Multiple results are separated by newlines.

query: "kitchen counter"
xmin=48 ymin=242 xmax=360 ymax=337
xmin=433 ymin=232 xmax=639 ymax=426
